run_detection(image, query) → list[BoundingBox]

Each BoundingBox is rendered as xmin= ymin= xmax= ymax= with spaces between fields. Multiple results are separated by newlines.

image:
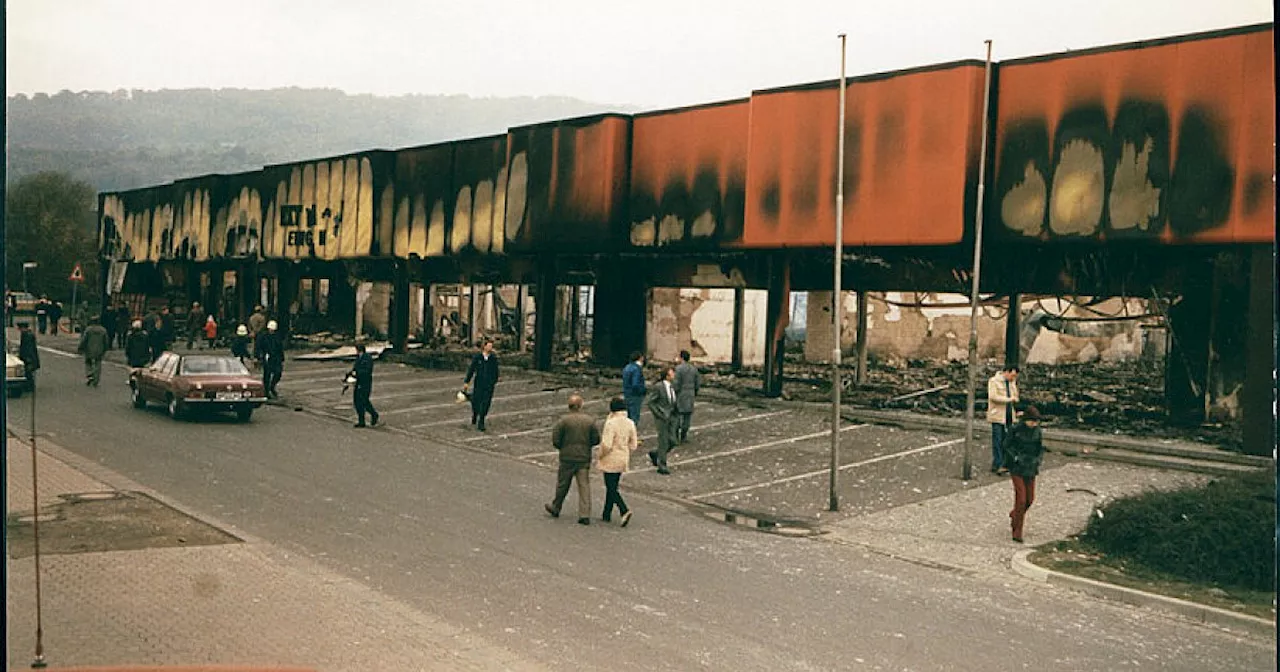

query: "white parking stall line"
xmin=691 ymin=437 xmax=965 ymax=500
xmin=378 ymin=389 xmax=559 ymax=417
xmin=517 ymin=409 xmax=794 ymax=458
xmin=282 ymin=370 xmax=441 ymax=388
xmin=424 ymin=398 xmax=609 ymax=432
xmin=628 ymin=422 xmax=868 ymax=474
xmin=329 ymin=379 xmax=533 ymax=407
xmin=36 ymin=345 xmax=77 ymax=358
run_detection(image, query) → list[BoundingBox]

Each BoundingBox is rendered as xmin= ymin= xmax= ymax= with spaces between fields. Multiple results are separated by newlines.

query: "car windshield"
xmin=180 ymin=356 xmax=250 ymax=376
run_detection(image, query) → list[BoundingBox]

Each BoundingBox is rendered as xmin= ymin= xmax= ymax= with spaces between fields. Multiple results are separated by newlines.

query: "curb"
xmin=1011 ymin=549 xmax=1276 ymax=640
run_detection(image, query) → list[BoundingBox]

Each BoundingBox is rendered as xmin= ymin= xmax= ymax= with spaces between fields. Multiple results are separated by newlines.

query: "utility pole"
xmin=962 ymin=40 xmax=995 ymax=482
xmin=830 ymin=33 xmax=847 ymax=512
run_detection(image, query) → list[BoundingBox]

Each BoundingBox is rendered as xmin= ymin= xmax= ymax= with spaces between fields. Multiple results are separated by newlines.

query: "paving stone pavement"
xmin=824 ymin=461 xmax=1208 ymax=579
xmin=5 ymin=437 xmax=547 ymax=671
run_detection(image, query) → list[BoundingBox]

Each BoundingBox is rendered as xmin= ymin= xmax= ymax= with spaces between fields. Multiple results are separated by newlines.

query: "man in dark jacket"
xmin=77 ymin=316 xmax=110 ymax=387
xmin=125 ymin=320 xmax=152 ymax=368
xmin=49 ymin=301 xmax=63 ymax=335
xmin=256 ymin=319 xmax=285 ymax=398
xmin=647 ymin=366 xmax=678 ymax=475
xmin=1002 ymin=405 xmax=1046 ymax=543
xmin=463 ymin=339 xmax=499 ymax=431
xmin=621 ymin=351 xmax=646 ymax=427
xmin=674 ymin=350 xmax=700 ymax=444
xmin=230 ymin=324 xmax=252 ymax=365
xmin=115 ymin=304 xmax=132 ymax=348
xmin=102 ymin=304 xmax=118 ymax=349
xmin=544 ymin=394 xmax=601 ymax=525
xmin=144 ymin=307 xmax=164 ymax=362
xmin=158 ymin=306 xmax=175 ymax=350
xmin=35 ymin=297 xmax=49 ymax=334
xmin=348 ymin=343 xmax=380 ymax=428
xmin=186 ymin=301 xmax=206 ymax=350
xmin=17 ymin=322 xmax=40 ymax=388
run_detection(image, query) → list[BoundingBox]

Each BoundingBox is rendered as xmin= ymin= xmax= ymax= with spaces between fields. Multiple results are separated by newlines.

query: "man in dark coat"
xmin=125 ymin=320 xmax=152 ymax=368
xmin=17 ymin=322 xmax=40 ymax=388
xmin=544 ymin=394 xmax=601 ymax=525
xmin=6 ymin=292 xmax=16 ymax=327
xmin=48 ymin=301 xmax=63 ymax=335
xmin=674 ymin=350 xmax=700 ymax=444
xmin=115 ymin=304 xmax=132 ymax=348
xmin=230 ymin=324 xmax=252 ymax=365
xmin=255 ymin=319 xmax=285 ymax=398
xmin=621 ymin=351 xmax=646 ymax=427
xmin=143 ymin=307 xmax=164 ymax=362
xmin=348 ymin=342 xmax=380 ymax=428
xmin=463 ymin=339 xmax=499 ymax=431
xmin=77 ymin=316 xmax=110 ymax=387
xmin=102 ymin=304 xmax=118 ymax=349
xmin=158 ymin=306 xmax=175 ymax=350
xmin=186 ymin=301 xmax=206 ymax=350
xmin=646 ymin=366 xmax=678 ymax=475
xmin=35 ymin=297 xmax=49 ymax=334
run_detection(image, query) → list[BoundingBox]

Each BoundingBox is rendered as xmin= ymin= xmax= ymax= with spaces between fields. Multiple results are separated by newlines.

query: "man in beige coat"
xmin=545 ymin=394 xmax=601 ymax=525
xmin=986 ymin=365 xmax=1020 ymax=475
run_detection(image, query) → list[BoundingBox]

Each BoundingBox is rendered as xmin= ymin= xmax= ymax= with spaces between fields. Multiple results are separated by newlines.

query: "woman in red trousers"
xmin=1002 ymin=405 xmax=1045 ymax=543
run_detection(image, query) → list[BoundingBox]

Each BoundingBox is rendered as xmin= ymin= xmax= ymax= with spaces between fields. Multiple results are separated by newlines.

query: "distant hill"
xmin=6 ymin=88 xmax=632 ymax=194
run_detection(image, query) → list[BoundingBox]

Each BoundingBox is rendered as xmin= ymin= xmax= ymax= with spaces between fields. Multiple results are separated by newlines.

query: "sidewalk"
xmin=5 ymin=435 xmax=545 ymax=671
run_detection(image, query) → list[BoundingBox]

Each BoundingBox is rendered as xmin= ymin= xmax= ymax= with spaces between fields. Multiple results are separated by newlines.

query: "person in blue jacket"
xmin=621 ymin=351 xmax=647 ymax=428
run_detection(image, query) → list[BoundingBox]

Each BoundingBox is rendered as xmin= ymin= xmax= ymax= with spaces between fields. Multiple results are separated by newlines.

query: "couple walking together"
xmin=545 ymin=394 xmax=637 ymax=528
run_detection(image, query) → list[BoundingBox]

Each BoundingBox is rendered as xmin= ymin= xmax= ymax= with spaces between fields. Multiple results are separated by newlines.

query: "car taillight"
xmin=187 ymin=389 xmax=205 ymax=399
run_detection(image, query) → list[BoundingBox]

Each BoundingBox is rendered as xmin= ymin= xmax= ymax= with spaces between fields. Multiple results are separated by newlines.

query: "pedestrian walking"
xmin=77 ymin=317 xmax=110 ymax=387
xmin=622 ymin=351 xmax=646 ymax=427
xmin=186 ymin=301 xmax=206 ymax=349
xmin=5 ymin=292 xmax=16 ymax=327
xmin=674 ymin=350 xmax=700 ymax=444
xmin=544 ymin=394 xmax=601 ymax=525
xmin=102 ymin=304 xmax=118 ymax=349
xmin=36 ymin=297 xmax=49 ymax=334
xmin=348 ymin=343 xmax=380 ymax=428
xmin=49 ymin=301 xmax=63 ymax=335
xmin=143 ymin=307 xmax=164 ymax=362
xmin=986 ymin=365 xmax=1020 ymax=475
xmin=125 ymin=320 xmax=151 ymax=368
xmin=159 ymin=306 xmax=175 ymax=350
xmin=203 ymin=314 xmax=218 ymax=349
xmin=463 ymin=338 xmax=499 ymax=431
xmin=597 ymin=395 xmax=637 ymax=527
xmin=646 ymin=366 xmax=678 ymax=475
xmin=231 ymin=324 xmax=252 ymax=365
xmin=1002 ymin=405 xmax=1045 ymax=543
xmin=248 ymin=305 xmax=267 ymax=337
xmin=17 ymin=322 xmax=40 ymax=389
xmin=256 ymin=319 xmax=284 ymax=398
xmin=115 ymin=304 xmax=132 ymax=348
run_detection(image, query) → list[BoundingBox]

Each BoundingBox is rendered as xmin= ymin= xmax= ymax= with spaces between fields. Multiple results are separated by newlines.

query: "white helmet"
xmin=236 ymin=324 xmax=248 ymax=336
xmin=132 ymin=319 xmax=143 ymax=329
xmin=267 ymin=320 xmax=278 ymax=331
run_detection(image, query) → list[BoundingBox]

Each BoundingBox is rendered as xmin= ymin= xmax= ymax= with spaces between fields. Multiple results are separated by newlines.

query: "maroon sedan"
xmin=130 ymin=352 xmax=267 ymax=421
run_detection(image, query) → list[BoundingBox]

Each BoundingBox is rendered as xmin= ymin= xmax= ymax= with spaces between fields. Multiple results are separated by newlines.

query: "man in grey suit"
xmin=647 ymin=366 xmax=678 ymax=475
xmin=674 ymin=350 xmax=700 ymax=444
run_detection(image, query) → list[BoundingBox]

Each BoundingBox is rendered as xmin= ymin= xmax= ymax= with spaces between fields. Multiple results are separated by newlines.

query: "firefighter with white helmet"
xmin=255 ymin=317 xmax=285 ymax=398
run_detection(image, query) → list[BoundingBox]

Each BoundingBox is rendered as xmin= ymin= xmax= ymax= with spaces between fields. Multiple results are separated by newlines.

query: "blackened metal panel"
xmin=392 ymin=143 xmax=455 ymax=258
xmin=451 ymin=135 xmax=508 ymax=255
xmin=629 ymin=100 xmax=749 ymax=250
xmin=993 ymin=25 xmax=1275 ymax=244
xmin=742 ymin=62 xmax=986 ymax=248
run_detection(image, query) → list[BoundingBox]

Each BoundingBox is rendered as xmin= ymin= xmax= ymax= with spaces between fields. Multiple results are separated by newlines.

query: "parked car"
xmin=5 ymin=352 xmax=31 ymax=397
xmin=10 ymin=291 xmax=38 ymax=313
xmin=130 ymin=352 xmax=267 ymax=421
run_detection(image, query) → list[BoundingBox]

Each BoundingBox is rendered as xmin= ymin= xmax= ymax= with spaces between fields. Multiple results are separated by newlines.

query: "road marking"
xmin=377 ymin=388 xmax=560 ymax=417
xmin=422 ymin=398 xmax=608 ymax=431
xmin=328 ymin=379 xmax=532 ymax=407
xmin=36 ymin=346 xmax=77 ymax=358
xmin=628 ymin=422 xmax=867 ymax=474
xmin=282 ymin=370 xmax=441 ymax=388
xmin=691 ymin=437 xmax=966 ymax=500
xmin=517 ymin=410 xmax=793 ymax=457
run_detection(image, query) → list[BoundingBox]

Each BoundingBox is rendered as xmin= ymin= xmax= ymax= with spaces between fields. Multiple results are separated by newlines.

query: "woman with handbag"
xmin=596 ymin=395 xmax=638 ymax=527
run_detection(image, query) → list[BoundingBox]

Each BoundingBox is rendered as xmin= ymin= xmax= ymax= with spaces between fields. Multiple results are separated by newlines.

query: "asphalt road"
xmin=6 ymin=346 xmax=1273 ymax=671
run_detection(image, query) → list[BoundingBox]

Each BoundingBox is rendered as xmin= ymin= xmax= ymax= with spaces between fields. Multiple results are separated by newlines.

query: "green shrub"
xmin=1083 ymin=470 xmax=1276 ymax=592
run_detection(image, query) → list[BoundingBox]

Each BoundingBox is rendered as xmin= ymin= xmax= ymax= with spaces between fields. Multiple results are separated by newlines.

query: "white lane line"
xmin=378 ymin=388 xmax=559 ymax=417
xmin=36 ymin=346 xmax=78 ymax=358
xmin=692 ymin=437 xmax=965 ymax=500
xmin=328 ymin=379 xmax=532 ymax=407
xmin=282 ymin=370 xmax=444 ymax=388
xmin=627 ymin=422 xmax=868 ymax=474
xmin=423 ymin=398 xmax=609 ymax=432
xmin=517 ymin=410 xmax=794 ymax=458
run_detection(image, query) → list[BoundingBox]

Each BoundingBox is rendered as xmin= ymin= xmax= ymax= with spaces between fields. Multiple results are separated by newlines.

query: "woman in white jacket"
xmin=597 ymin=395 xmax=638 ymax=527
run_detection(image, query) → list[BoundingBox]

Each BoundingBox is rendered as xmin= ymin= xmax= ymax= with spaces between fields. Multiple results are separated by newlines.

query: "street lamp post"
xmin=962 ymin=40 xmax=995 ymax=481
xmin=830 ymin=33 xmax=848 ymax=513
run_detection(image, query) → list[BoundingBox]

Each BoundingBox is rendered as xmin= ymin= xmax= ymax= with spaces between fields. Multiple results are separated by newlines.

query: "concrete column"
xmin=515 ymin=284 xmax=527 ymax=351
xmin=278 ymin=264 xmax=298 ymax=344
xmin=591 ymin=258 xmax=648 ymax=368
xmin=390 ymin=262 xmax=410 ymax=353
xmin=762 ymin=253 xmax=791 ymax=398
xmin=1241 ymin=245 xmax=1275 ymax=456
xmin=469 ymin=284 xmax=480 ymax=346
xmin=1005 ymin=292 xmax=1021 ymax=370
xmin=569 ymin=284 xmax=581 ymax=353
xmin=855 ymin=291 xmax=868 ymax=385
xmin=731 ymin=286 xmax=745 ymax=371
xmin=533 ymin=260 xmax=557 ymax=371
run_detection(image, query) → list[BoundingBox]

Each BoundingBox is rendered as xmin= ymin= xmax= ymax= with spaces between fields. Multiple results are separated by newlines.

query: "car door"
xmin=159 ymin=354 xmax=181 ymax=398
xmin=140 ymin=353 xmax=171 ymax=401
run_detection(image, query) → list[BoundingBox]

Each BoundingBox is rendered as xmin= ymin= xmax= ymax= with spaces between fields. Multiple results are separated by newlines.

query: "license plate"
xmin=215 ymin=391 xmax=241 ymax=401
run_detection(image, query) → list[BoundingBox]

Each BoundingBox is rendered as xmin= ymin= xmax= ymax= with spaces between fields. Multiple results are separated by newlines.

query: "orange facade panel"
xmin=741 ymin=63 xmax=986 ymax=248
xmin=993 ymin=26 xmax=1275 ymax=244
xmin=628 ymin=100 xmax=749 ymax=248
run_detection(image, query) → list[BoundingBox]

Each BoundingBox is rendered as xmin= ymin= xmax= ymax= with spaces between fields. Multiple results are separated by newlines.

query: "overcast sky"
xmin=6 ymin=0 xmax=1273 ymax=110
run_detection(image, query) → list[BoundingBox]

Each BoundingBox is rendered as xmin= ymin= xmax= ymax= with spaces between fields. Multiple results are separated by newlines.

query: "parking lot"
xmin=278 ymin=357 xmax=1052 ymax=526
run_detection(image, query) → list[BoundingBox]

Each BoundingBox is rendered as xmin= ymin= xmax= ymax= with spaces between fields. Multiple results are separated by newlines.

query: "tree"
xmin=4 ymin=171 xmax=98 ymax=306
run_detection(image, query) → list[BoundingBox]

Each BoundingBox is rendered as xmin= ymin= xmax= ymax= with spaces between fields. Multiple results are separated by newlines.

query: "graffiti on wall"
xmin=994 ymin=27 xmax=1274 ymax=243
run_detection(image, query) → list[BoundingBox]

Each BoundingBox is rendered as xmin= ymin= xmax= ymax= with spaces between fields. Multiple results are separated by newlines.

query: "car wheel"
xmin=236 ymin=406 xmax=253 ymax=422
xmin=167 ymin=396 xmax=184 ymax=419
xmin=131 ymin=386 xmax=147 ymax=409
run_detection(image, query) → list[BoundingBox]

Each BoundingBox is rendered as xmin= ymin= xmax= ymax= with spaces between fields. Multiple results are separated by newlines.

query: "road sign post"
xmin=69 ymin=264 xmax=84 ymax=333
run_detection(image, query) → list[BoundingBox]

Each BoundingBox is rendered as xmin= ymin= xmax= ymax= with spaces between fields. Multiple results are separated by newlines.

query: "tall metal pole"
xmin=830 ymin=33 xmax=847 ymax=512
xmin=30 ymin=383 xmax=47 ymax=668
xmin=962 ymin=40 xmax=995 ymax=482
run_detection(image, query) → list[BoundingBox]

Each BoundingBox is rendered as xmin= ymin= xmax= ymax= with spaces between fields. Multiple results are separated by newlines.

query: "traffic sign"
xmin=69 ymin=264 xmax=84 ymax=282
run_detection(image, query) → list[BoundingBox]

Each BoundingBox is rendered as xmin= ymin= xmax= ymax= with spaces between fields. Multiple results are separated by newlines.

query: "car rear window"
xmin=180 ymin=356 xmax=250 ymax=376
